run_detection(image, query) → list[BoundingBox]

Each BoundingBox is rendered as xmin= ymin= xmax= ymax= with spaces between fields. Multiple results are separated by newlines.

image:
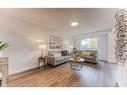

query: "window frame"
xmin=80 ymin=38 xmax=97 ymax=50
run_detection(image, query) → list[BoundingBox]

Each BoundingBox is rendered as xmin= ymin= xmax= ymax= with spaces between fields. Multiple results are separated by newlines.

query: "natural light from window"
xmin=81 ymin=38 xmax=97 ymax=50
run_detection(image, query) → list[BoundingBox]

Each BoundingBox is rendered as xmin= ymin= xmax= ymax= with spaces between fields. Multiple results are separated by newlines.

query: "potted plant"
xmin=72 ymin=47 xmax=80 ymax=60
xmin=0 ymin=41 xmax=9 ymax=57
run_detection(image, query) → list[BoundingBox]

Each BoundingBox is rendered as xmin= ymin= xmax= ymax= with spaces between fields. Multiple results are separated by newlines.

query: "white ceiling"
xmin=0 ymin=8 xmax=115 ymax=36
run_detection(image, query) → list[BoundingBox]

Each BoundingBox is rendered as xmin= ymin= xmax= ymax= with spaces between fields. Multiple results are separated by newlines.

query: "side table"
xmin=38 ymin=57 xmax=47 ymax=71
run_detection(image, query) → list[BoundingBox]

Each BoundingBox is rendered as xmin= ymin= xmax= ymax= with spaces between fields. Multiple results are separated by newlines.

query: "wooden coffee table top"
xmin=69 ymin=58 xmax=85 ymax=63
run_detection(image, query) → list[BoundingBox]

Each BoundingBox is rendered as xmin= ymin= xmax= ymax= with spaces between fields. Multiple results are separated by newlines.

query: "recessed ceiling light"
xmin=70 ymin=22 xmax=79 ymax=26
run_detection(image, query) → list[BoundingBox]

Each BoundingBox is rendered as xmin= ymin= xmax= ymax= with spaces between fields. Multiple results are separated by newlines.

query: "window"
xmin=81 ymin=38 xmax=97 ymax=50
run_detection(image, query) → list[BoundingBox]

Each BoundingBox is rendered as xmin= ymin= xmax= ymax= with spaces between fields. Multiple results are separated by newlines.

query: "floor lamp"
xmin=38 ymin=44 xmax=47 ymax=57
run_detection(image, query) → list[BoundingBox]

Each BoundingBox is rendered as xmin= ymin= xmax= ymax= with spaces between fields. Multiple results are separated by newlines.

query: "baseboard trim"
xmin=8 ymin=66 xmax=43 ymax=83
xmin=10 ymin=66 xmax=38 ymax=76
xmin=98 ymin=60 xmax=117 ymax=64
xmin=98 ymin=60 xmax=108 ymax=62
xmin=108 ymin=61 xmax=117 ymax=64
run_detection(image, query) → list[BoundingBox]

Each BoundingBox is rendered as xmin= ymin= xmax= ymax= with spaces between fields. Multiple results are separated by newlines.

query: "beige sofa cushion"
xmin=87 ymin=52 xmax=91 ymax=56
xmin=86 ymin=56 xmax=94 ymax=59
xmin=82 ymin=51 xmax=88 ymax=56
xmin=82 ymin=51 xmax=91 ymax=56
xmin=53 ymin=53 xmax=61 ymax=57
xmin=55 ymin=56 xmax=65 ymax=62
xmin=48 ymin=50 xmax=61 ymax=56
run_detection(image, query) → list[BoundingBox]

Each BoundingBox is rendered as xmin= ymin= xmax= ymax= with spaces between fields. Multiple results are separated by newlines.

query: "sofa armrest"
xmin=93 ymin=55 xmax=98 ymax=62
xmin=46 ymin=56 xmax=56 ymax=65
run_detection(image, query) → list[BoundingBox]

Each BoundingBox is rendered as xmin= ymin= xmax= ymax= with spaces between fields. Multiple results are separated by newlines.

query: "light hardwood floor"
xmin=7 ymin=61 xmax=127 ymax=87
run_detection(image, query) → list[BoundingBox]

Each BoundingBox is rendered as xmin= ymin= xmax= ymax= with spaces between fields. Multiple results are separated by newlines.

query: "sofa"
xmin=47 ymin=50 xmax=71 ymax=66
xmin=79 ymin=50 xmax=98 ymax=63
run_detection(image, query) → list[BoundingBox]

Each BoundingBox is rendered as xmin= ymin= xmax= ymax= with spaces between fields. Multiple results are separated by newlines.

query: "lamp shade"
xmin=38 ymin=44 xmax=47 ymax=49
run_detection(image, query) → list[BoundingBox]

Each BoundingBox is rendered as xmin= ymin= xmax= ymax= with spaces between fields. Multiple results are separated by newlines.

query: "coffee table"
xmin=69 ymin=58 xmax=85 ymax=70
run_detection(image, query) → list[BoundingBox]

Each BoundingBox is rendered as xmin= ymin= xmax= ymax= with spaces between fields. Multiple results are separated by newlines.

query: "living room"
xmin=0 ymin=8 xmax=127 ymax=87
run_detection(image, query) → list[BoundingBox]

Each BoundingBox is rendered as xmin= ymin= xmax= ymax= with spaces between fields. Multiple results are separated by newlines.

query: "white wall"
xmin=97 ymin=34 xmax=108 ymax=61
xmin=73 ymin=38 xmax=81 ymax=50
xmin=73 ymin=32 xmax=108 ymax=61
xmin=0 ymin=13 xmax=72 ymax=75
xmin=108 ymin=31 xmax=116 ymax=63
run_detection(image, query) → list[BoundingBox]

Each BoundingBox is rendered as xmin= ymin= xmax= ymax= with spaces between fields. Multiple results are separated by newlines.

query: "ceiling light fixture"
xmin=70 ymin=22 xmax=79 ymax=26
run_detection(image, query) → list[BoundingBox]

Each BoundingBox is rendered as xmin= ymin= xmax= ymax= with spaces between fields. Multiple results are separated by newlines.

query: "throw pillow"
xmin=82 ymin=51 xmax=87 ymax=56
xmin=87 ymin=52 xmax=91 ymax=56
xmin=62 ymin=50 xmax=69 ymax=56
xmin=53 ymin=53 xmax=61 ymax=57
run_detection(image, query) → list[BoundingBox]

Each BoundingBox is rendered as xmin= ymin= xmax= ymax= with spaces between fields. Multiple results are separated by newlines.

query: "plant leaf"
xmin=0 ymin=41 xmax=9 ymax=51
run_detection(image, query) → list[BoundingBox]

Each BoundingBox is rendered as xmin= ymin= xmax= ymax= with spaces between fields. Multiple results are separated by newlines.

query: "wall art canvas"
xmin=49 ymin=35 xmax=62 ymax=49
